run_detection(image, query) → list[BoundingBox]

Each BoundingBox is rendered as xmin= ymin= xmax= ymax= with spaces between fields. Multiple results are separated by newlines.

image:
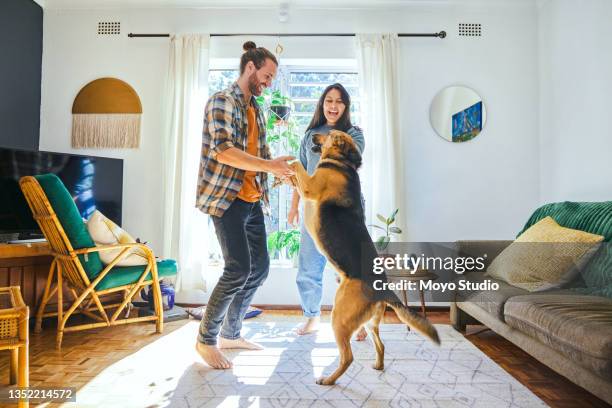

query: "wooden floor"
xmin=0 ymin=309 xmax=608 ymax=408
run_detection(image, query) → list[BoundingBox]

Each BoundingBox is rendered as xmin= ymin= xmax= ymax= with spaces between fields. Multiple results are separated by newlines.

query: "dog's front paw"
xmin=316 ymin=376 xmax=335 ymax=386
xmin=372 ymin=362 xmax=384 ymax=371
xmin=289 ymin=161 xmax=302 ymax=172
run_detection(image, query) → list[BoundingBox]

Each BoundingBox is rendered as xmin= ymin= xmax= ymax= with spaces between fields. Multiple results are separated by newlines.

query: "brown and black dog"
xmin=289 ymin=130 xmax=440 ymax=385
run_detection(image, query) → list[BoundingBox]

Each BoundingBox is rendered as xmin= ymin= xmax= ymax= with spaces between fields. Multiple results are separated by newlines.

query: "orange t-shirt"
xmin=236 ymin=105 xmax=262 ymax=202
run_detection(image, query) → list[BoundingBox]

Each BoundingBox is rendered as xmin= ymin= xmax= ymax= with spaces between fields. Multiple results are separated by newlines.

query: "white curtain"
xmin=162 ymin=34 xmax=210 ymax=294
xmin=355 ymin=34 xmax=407 ymax=240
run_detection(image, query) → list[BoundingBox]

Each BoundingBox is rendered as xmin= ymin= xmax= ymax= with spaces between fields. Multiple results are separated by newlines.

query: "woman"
xmin=288 ymin=83 xmax=367 ymax=339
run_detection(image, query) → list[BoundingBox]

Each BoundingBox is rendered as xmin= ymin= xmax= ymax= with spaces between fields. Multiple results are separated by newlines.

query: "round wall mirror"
xmin=430 ymin=86 xmax=486 ymax=143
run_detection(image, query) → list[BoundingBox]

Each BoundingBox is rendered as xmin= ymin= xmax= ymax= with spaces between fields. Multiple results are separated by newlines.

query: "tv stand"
xmin=0 ymin=241 xmax=52 ymax=310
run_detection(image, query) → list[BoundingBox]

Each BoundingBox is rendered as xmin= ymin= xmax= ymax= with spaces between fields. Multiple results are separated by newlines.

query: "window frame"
xmin=207 ymin=59 xmax=360 ymax=268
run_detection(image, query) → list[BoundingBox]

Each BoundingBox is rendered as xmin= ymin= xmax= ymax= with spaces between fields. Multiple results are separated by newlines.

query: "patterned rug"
xmin=72 ymin=322 xmax=547 ymax=407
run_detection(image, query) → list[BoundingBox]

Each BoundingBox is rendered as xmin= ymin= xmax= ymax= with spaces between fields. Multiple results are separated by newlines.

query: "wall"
xmin=538 ymin=0 xmax=612 ymax=203
xmin=40 ymin=2 xmax=540 ymax=304
xmin=0 ymin=0 xmax=43 ymax=151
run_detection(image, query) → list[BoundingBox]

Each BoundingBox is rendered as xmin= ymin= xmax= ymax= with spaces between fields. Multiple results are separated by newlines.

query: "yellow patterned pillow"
xmin=86 ymin=210 xmax=148 ymax=266
xmin=486 ymin=216 xmax=604 ymax=291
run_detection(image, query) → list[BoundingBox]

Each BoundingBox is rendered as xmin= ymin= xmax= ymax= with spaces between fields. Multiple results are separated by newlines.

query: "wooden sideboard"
xmin=0 ymin=242 xmax=122 ymax=316
xmin=0 ymin=242 xmax=54 ymax=311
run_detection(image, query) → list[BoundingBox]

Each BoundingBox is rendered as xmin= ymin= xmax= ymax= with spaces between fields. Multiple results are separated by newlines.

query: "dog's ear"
xmin=332 ymin=133 xmax=346 ymax=150
xmin=312 ymin=133 xmax=325 ymax=145
xmin=311 ymin=133 xmax=326 ymax=153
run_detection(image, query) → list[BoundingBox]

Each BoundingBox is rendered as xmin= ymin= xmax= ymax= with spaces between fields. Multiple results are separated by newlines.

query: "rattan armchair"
xmin=19 ymin=174 xmax=176 ymax=349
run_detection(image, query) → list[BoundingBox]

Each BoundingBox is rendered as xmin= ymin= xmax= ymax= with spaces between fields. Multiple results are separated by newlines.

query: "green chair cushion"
xmin=519 ymin=201 xmax=612 ymax=298
xmin=95 ymin=259 xmax=178 ymax=291
xmin=35 ymin=174 xmax=104 ymax=278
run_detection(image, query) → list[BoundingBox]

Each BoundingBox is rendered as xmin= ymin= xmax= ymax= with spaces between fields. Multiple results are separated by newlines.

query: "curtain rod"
xmin=127 ymin=31 xmax=446 ymax=39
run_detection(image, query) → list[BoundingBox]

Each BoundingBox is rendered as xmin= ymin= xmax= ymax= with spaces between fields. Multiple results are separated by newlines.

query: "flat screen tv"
xmin=0 ymin=148 xmax=123 ymax=240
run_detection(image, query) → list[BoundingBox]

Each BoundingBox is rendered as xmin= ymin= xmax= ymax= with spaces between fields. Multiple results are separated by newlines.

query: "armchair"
xmin=19 ymin=174 xmax=177 ymax=349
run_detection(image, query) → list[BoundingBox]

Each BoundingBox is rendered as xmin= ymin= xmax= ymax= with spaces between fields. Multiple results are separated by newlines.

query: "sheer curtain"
xmin=162 ymin=34 xmax=210 ymax=296
xmin=355 ymin=34 xmax=407 ymax=240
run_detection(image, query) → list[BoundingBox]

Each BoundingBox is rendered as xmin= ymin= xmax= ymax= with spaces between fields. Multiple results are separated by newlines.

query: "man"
xmin=195 ymin=42 xmax=294 ymax=369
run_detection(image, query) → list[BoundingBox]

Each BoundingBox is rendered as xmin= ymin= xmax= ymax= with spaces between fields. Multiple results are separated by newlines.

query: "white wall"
xmin=538 ymin=0 xmax=612 ymax=203
xmin=40 ymin=2 xmax=540 ymax=304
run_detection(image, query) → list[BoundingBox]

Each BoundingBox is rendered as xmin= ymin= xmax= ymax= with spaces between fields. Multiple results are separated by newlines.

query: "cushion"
xmin=87 ymin=210 xmax=147 ymax=266
xmin=504 ymin=293 xmax=612 ymax=380
xmin=95 ymin=259 xmax=178 ymax=291
xmin=35 ymin=174 xmax=103 ymax=278
xmin=455 ymin=273 xmax=528 ymax=321
xmin=519 ymin=201 xmax=612 ymax=298
xmin=487 ymin=217 xmax=604 ymax=291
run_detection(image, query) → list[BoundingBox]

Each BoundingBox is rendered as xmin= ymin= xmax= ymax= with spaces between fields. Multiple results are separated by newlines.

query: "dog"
xmin=289 ymin=129 xmax=440 ymax=385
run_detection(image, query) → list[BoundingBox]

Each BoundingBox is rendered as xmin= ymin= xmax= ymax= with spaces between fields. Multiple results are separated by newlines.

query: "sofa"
xmin=451 ymin=201 xmax=612 ymax=405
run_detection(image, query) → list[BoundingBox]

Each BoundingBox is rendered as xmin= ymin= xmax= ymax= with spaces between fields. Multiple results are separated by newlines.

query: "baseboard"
xmin=174 ymin=303 xmax=450 ymax=312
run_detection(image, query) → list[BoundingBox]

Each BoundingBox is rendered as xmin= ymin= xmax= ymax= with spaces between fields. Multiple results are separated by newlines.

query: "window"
xmin=207 ymin=66 xmax=359 ymax=264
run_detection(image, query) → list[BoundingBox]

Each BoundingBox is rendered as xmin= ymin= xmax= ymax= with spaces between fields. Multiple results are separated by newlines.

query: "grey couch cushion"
xmin=455 ymin=273 xmax=528 ymax=321
xmin=504 ymin=294 xmax=612 ymax=380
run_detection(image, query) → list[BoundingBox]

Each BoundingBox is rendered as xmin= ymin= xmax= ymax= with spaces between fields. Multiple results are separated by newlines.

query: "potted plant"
xmin=257 ymin=89 xmax=300 ymax=155
xmin=369 ymin=208 xmax=402 ymax=251
xmin=256 ymin=89 xmax=293 ymax=123
xmin=269 ymin=90 xmax=292 ymax=122
xmin=267 ymin=229 xmax=301 ymax=266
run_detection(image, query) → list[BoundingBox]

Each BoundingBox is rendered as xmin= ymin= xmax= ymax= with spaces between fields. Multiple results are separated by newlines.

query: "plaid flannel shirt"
xmin=196 ymin=82 xmax=271 ymax=217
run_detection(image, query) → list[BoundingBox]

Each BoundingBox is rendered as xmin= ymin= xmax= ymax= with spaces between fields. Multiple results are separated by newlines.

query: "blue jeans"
xmin=198 ymin=199 xmax=270 ymax=345
xmin=296 ymin=226 xmax=327 ymax=317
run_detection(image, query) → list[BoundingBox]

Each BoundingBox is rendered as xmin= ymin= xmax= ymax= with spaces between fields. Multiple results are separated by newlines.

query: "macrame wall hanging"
xmin=71 ymin=78 xmax=142 ymax=148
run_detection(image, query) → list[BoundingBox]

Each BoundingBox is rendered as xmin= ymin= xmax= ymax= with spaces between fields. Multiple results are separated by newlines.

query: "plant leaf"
xmin=375 ymin=236 xmax=391 ymax=251
xmin=376 ymin=214 xmax=387 ymax=224
xmin=389 ymin=226 xmax=402 ymax=234
xmin=388 ymin=208 xmax=399 ymax=225
xmin=368 ymin=224 xmax=386 ymax=231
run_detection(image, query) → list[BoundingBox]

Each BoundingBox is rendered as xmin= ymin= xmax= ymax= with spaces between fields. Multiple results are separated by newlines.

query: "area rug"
xmin=70 ymin=322 xmax=547 ymax=407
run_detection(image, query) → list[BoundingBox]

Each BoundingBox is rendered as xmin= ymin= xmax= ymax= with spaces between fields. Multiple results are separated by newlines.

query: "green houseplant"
xmin=256 ymin=89 xmax=300 ymax=155
xmin=267 ymin=229 xmax=301 ymax=263
xmin=369 ymin=208 xmax=402 ymax=251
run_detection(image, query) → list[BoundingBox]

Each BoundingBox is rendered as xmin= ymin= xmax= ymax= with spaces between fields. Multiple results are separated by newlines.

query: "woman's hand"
xmin=288 ymin=205 xmax=300 ymax=227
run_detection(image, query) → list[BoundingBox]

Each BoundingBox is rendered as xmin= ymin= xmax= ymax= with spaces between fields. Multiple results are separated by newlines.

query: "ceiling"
xmin=35 ymin=0 xmax=536 ymax=10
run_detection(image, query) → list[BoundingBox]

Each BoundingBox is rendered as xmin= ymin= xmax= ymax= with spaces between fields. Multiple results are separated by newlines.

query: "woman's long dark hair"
xmin=306 ymin=83 xmax=353 ymax=132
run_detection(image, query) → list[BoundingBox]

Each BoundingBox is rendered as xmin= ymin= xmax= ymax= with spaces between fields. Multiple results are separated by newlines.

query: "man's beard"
xmin=248 ymin=72 xmax=263 ymax=96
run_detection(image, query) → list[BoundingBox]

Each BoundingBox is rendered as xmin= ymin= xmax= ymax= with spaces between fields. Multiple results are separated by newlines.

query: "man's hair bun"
xmin=243 ymin=41 xmax=257 ymax=52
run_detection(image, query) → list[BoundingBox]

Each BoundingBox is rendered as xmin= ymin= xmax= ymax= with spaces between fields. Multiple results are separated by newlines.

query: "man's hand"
xmin=288 ymin=205 xmax=300 ymax=227
xmin=282 ymin=176 xmax=296 ymax=187
xmin=266 ymin=156 xmax=295 ymax=179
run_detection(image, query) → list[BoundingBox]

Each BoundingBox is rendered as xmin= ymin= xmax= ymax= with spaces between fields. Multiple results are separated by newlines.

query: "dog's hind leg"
xmin=316 ymin=323 xmax=354 ymax=386
xmin=367 ymin=302 xmax=386 ymax=370
xmin=317 ymin=280 xmax=367 ymax=385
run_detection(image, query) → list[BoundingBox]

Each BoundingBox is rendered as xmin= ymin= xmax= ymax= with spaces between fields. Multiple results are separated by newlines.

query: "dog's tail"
xmin=386 ymin=300 xmax=440 ymax=345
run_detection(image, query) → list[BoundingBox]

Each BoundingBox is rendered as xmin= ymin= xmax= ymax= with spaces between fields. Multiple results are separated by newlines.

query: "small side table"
xmin=387 ymin=270 xmax=438 ymax=321
xmin=0 ymin=286 xmax=29 ymax=408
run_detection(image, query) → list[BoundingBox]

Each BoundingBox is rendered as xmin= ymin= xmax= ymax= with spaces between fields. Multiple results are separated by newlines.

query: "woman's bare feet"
xmin=296 ymin=316 xmax=320 ymax=335
xmin=355 ymin=326 xmax=368 ymax=341
xmin=218 ymin=337 xmax=264 ymax=350
xmin=195 ymin=342 xmax=232 ymax=369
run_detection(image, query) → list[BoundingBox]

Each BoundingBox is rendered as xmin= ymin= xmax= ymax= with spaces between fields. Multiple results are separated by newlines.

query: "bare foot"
xmin=296 ymin=316 xmax=320 ymax=335
xmin=218 ymin=337 xmax=264 ymax=350
xmin=355 ymin=327 xmax=368 ymax=341
xmin=195 ymin=342 xmax=232 ymax=369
